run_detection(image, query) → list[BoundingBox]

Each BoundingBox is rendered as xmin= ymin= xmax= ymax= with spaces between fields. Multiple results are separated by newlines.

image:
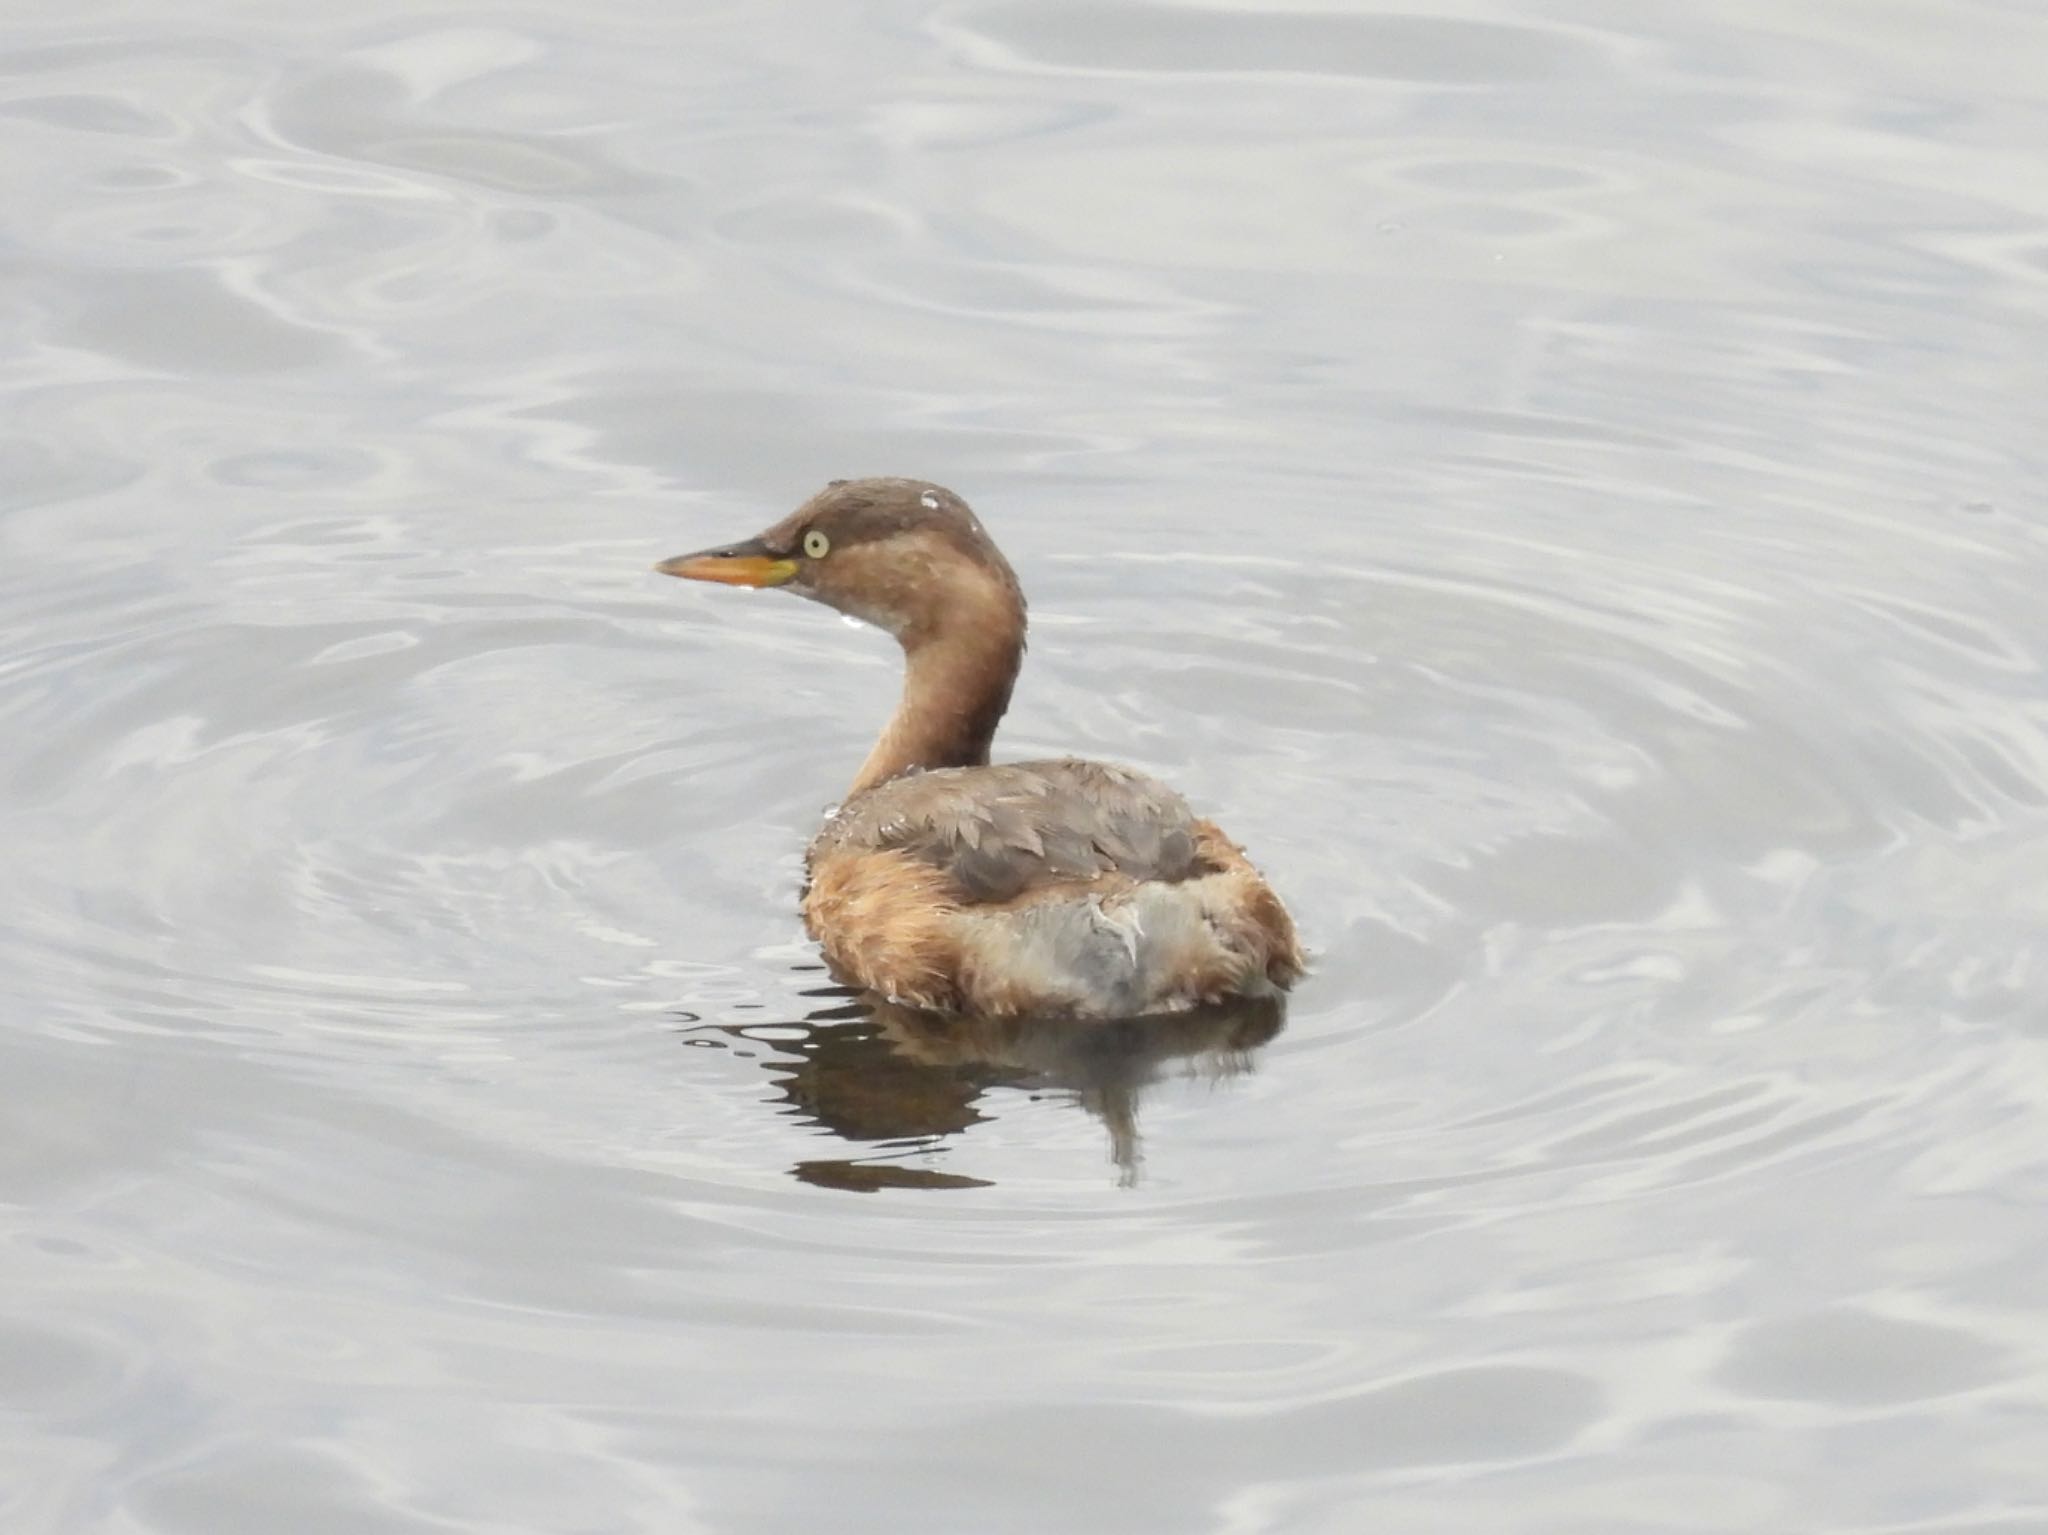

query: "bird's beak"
xmin=654 ymin=536 xmax=797 ymax=588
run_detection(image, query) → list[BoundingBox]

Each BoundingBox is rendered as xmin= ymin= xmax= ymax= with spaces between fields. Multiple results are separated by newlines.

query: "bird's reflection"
xmin=686 ymin=976 xmax=1285 ymax=1187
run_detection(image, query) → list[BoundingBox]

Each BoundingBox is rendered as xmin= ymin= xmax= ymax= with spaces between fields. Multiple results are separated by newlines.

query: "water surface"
xmin=5 ymin=1 xmax=2048 ymax=1530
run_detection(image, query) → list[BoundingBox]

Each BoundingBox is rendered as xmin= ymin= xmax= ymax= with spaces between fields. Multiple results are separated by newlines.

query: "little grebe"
xmin=657 ymin=477 xmax=1302 ymax=1019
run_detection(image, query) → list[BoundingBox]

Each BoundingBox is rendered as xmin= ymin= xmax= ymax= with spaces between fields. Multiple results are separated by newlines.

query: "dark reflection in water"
xmin=684 ymin=979 xmax=1285 ymax=1188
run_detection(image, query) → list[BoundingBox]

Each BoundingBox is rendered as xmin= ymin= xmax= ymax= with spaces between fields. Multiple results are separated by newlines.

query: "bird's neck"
xmin=849 ymin=587 xmax=1025 ymax=798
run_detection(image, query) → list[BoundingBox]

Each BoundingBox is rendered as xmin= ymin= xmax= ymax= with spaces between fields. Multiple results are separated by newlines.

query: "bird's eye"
xmin=802 ymin=529 xmax=831 ymax=559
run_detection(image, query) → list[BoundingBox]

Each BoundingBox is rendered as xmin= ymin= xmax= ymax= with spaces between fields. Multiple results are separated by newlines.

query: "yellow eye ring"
xmin=802 ymin=529 xmax=830 ymax=559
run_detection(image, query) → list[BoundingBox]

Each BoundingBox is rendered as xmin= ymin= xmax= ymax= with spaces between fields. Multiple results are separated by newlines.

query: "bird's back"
xmin=810 ymin=757 xmax=1203 ymax=899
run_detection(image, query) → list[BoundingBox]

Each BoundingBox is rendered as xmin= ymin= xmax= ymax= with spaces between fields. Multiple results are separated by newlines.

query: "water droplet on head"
xmin=920 ymin=492 xmax=939 ymax=509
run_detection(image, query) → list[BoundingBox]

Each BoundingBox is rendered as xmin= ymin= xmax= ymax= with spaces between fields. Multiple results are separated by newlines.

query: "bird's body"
xmin=805 ymin=756 xmax=1296 ymax=1017
xmin=659 ymin=478 xmax=1301 ymax=1019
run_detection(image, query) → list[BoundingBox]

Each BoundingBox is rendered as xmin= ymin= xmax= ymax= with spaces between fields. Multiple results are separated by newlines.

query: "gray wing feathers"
xmin=814 ymin=759 xmax=1204 ymax=902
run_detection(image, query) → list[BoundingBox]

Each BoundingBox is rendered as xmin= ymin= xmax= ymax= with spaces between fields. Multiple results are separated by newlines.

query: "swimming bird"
xmin=657 ymin=477 xmax=1301 ymax=1019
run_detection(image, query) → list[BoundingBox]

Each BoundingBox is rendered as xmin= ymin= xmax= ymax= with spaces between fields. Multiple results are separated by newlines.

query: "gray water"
xmin=6 ymin=1 xmax=2048 ymax=1529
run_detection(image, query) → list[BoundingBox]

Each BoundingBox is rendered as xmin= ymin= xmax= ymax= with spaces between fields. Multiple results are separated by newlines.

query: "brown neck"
xmin=849 ymin=600 xmax=1025 ymax=797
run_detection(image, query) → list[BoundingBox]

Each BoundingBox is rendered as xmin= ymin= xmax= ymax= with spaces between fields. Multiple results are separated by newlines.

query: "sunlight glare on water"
xmin=3 ymin=0 xmax=2047 ymax=1530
